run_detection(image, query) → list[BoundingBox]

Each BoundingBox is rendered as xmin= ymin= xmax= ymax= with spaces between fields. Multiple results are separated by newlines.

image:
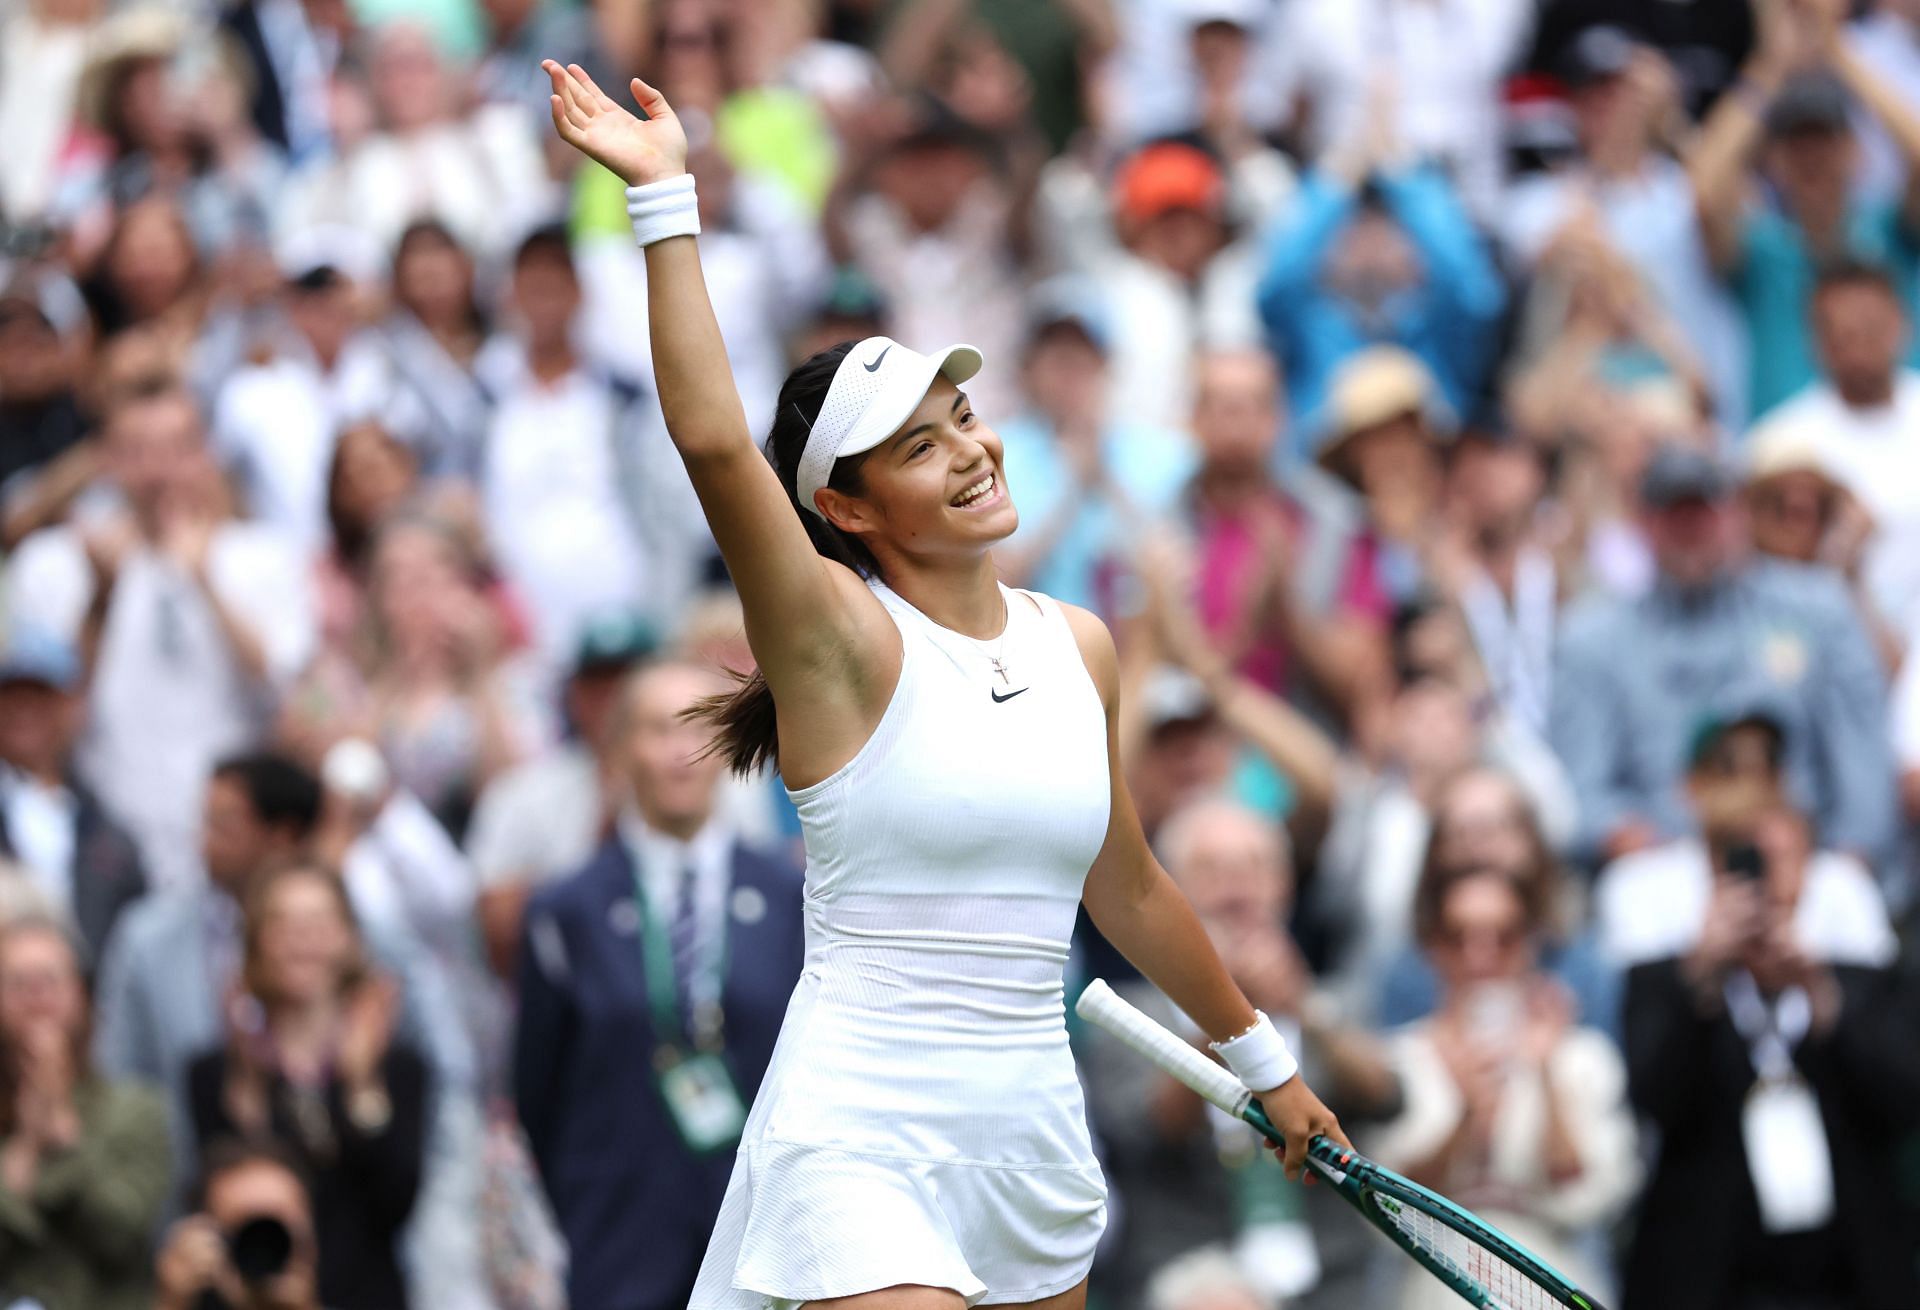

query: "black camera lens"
xmin=227 ymin=1215 xmax=294 ymax=1282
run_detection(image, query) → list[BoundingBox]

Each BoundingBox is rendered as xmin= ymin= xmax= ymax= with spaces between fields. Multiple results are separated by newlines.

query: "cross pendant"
xmin=990 ymin=657 xmax=1011 ymax=685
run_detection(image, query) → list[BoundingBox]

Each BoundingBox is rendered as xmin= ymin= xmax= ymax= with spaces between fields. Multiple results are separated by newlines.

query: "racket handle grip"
xmin=1075 ymin=979 xmax=1253 ymax=1119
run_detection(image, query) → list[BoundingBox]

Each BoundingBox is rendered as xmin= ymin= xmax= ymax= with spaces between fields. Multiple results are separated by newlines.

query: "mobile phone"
xmin=1725 ymin=842 xmax=1766 ymax=883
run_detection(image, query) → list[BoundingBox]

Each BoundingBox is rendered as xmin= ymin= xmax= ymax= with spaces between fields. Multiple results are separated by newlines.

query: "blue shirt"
xmin=997 ymin=415 xmax=1196 ymax=616
xmin=1549 ymin=561 xmax=1896 ymax=867
xmin=1255 ymin=169 xmax=1506 ymax=455
xmin=1737 ymin=200 xmax=1920 ymax=419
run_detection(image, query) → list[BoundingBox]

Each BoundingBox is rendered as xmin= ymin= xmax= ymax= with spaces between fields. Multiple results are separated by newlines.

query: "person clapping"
xmin=187 ymin=863 xmax=426 ymax=1310
xmin=0 ymin=915 xmax=169 ymax=1310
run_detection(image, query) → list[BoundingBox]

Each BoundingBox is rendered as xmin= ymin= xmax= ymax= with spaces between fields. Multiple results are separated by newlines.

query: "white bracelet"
xmin=626 ymin=174 xmax=701 ymax=248
xmin=1210 ymin=1010 xmax=1299 ymax=1092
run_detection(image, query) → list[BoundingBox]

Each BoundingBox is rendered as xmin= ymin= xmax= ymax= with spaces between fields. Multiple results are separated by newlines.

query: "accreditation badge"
xmin=656 ymin=1049 xmax=748 ymax=1154
xmin=1740 ymin=1073 xmax=1835 ymax=1233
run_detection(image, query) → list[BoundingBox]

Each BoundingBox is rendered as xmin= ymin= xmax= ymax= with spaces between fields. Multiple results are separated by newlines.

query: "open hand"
xmin=542 ymin=60 xmax=687 ymax=187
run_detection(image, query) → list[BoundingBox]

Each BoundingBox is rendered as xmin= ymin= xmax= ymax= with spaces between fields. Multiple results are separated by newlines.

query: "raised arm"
xmin=542 ymin=63 xmax=893 ymax=752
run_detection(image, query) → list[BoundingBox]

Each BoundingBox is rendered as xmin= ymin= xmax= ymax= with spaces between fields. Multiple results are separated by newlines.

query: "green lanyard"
xmin=632 ymin=861 xmax=730 ymax=1063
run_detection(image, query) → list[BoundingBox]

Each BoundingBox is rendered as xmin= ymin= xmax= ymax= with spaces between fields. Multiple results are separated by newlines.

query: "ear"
xmin=813 ymin=485 xmax=882 ymax=537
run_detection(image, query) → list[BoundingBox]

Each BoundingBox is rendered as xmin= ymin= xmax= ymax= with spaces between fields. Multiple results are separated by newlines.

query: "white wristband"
xmin=1210 ymin=1010 xmax=1299 ymax=1092
xmin=626 ymin=174 xmax=701 ymax=248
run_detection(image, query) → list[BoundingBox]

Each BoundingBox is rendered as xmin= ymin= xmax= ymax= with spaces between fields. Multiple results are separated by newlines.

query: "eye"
xmin=957 ymin=410 xmax=976 ymax=428
xmin=909 ymin=440 xmax=934 ymax=459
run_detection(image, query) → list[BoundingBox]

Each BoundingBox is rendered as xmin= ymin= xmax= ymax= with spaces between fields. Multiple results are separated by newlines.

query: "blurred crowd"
xmin=1 ymin=0 xmax=1919 ymax=1308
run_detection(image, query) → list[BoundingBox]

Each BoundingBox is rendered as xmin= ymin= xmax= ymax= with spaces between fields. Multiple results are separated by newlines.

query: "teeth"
xmin=953 ymin=474 xmax=994 ymax=507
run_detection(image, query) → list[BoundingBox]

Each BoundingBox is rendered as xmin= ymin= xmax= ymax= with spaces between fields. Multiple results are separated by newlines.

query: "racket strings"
xmin=1371 ymin=1194 xmax=1563 ymax=1310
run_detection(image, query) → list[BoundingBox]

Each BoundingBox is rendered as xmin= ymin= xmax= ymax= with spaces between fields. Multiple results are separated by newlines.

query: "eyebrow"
xmin=892 ymin=393 xmax=969 ymax=451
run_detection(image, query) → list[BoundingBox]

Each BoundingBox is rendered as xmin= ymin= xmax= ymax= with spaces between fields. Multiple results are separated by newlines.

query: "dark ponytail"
xmin=692 ymin=342 xmax=882 ymax=776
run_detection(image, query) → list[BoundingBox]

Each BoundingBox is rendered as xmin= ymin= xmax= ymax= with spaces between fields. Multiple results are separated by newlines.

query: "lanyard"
xmin=1725 ymin=971 xmax=1811 ymax=1083
xmin=632 ymin=862 xmax=730 ymax=1059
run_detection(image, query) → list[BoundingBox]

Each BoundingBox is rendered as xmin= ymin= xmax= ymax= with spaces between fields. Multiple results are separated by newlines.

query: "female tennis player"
xmin=541 ymin=60 xmax=1349 ymax=1310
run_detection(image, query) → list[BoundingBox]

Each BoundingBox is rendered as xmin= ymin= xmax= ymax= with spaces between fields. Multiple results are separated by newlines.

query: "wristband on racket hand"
xmin=1210 ymin=1010 xmax=1298 ymax=1092
xmin=627 ymin=174 xmax=700 ymax=247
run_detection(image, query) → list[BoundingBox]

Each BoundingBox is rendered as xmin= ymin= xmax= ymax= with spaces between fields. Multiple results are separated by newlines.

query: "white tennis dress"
xmin=689 ymin=580 xmax=1113 ymax=1308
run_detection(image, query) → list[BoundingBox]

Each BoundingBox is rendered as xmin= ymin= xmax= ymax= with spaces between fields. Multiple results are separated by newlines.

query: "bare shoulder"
xmin=1055 ymin=600 xmax=1119 ymax=709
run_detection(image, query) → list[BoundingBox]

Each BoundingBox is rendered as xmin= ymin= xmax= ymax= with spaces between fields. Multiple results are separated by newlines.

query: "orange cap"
xmin=1113 ymin=143 xmax=1226 ymax=224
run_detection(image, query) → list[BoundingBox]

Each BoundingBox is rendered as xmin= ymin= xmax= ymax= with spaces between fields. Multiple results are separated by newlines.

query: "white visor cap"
xmin=796 ymin=336 xmax=984 ymax=519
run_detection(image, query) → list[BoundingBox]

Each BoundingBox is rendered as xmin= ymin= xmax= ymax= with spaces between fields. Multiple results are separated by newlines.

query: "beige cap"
xmin=1742 ymin=421 xmax=1841 ymax=490
xmin=1315 ymin=346 xmax=1450 ymax=474
xmin=79 ymin=8 xmax=188 ymax=128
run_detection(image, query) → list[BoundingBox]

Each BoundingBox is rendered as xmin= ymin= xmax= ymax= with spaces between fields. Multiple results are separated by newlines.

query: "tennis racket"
xmin=1075 ymin=979 xmax=1609 ymax=1310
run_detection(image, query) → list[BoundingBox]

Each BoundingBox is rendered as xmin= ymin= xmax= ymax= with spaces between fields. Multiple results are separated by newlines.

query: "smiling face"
xmin=817 ymin=378 xmax=1019 ymax=564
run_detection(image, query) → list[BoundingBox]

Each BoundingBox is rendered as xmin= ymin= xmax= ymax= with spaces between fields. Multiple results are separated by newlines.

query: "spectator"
xmin=1620 ymin=800 xmax=1920 ymax=1306
xmin=1744 ymin=259 xmax=1920 ymax=635
xmin=188 ymin=862 xmax=427 ymax=1310
xmin=477 ymin=224 xmax=656 ymax=664
xmin=211 ymin=229 xmax=401 ymax=550
xmin=277 ymin=21 xmax=556 ymax=260
xmin=285 ymin=513 xmax=544 ymax=841
xmin=1095 ymin=141 xmax=1265 ymax=433
xmin=152 ymin=1139 xmax=324 ymax=1310
xmin=993 ymin=285 xmax=1193 ymax=616
xmin=1179 ymin=349 xmax=1349 ymax=704
xmin=1596 ymin=711 xmax=1897 ymax=973
xmin=380 ymin=221 xmax=492 ymax=483
xmin=1691 ymin=0 xmax=1920 ymax=417
xmin=513 ymin=660 xmax=804 ymax=1310
xmin=1551 ymin=444 xmax=1897 ymax=869
xmin=1303 ymin=348 xmax=1451 ymax=637
xmin=825 ymin=98 xmax=1026 ymax=421
xmin=0 ymin=914 xmax=169 ymax=1310
xmin=468 ymin=613 xmax=659 ymax=981
xmin=309 ymin=421 xmax=422 ymax=661
xmin=1276 ymin=0 xmax=1534 ymax=220
xmin=1255 ymin=157 xmax=1505 ymax=440
xmin=1080 ymin=797 xmax=1398 ymax=1310
xmin=1368 ymin=865 xmax=1638 ymax=1310
xmin=0 ymin=628 xmax=146 ymax=967
xmin=1376 ymin=768 xmax=1615 ymax=1035
xmin=3 ymin=383 xmax=314 ymax=890
xmin=1740 ymin=425 xmax=1851 ymax=569
xmin=1503 ymin=29 xmax=1748 ymax=423
xmin=91 ymin=753 xmax=469 ymax=1187
xmin=1427 ymin=432 xmax=1560 ymax=739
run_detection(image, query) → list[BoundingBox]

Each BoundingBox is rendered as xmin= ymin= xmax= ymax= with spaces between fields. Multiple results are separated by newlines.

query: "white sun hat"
xmin=796 ymin=336 xmax=984 ymax=519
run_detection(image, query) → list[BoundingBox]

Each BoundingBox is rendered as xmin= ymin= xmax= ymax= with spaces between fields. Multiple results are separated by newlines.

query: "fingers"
xmin=566 ymin=63 xmax=617 ymax=112
xmin=630 ymin=75 xmax=674 ymax=120
xmin=545 ymin=59 xmax=592 ymax=126
xmin=1280 ymin=1129 xmax=1308 ymax=1182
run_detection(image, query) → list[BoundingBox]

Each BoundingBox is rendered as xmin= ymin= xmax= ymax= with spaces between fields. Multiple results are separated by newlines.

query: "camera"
xmin=190 ymin=1216 xmax=295 ymax=1310
xmin=1725 ymin=842 xmax=1767 ymax=883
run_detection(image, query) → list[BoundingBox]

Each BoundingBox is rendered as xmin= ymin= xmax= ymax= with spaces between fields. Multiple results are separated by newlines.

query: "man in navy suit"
xmin=513 ymin=659 xmax=804 ymax=1310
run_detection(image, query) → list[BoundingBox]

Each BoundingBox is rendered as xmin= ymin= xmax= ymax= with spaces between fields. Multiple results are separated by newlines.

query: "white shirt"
xmin=1277 ymin=0 xmax=1533 ymax=219
xmin=1747 ymin=370 xmax=1920 ymax=629
xmin=212 ymin=334 xmax=412 ymax=549
xmin=618 ymin=812 xmax=734 ymax=1014
xmin=275 ymin=107 xmax=557 ymax=260
xmin=0 ymin=764 xmax=76 ymax=912
xmin=465 ymin=743 xmax=604 ymax=892
xmin=1596 ymin=838 xmax=1899 ymax=969
xmin=4 ymin=521 xmax=314 ymax=890
xmin=477 ymin=344 xmax=650 ymax=669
